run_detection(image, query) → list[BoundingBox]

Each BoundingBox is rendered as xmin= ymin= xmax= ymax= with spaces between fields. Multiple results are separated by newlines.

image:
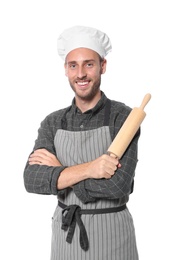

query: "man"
xmin=24 ymin=25 xmax=140 ymax=260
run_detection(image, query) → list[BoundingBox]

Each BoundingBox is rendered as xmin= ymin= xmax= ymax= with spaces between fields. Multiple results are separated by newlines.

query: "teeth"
xmin=77 ymin=81 xmax=88 ymax=85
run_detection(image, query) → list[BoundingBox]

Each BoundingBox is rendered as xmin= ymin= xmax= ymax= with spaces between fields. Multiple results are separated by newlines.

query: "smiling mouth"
xmin=76 ymin=80 xmax=90 ymax=85
xmin=76 ymin=80 xmax=90 ymax=88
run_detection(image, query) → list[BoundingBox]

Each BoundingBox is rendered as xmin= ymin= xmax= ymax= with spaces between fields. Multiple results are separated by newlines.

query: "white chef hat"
xmin=57 ymin=25 xmax=112 ymax=60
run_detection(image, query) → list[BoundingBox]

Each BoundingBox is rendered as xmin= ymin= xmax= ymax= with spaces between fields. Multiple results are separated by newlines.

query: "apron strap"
xmin=59 ymin=200 xmax=126 ymax=251
xmin=103 ymin=98 xmax=111 ymax=126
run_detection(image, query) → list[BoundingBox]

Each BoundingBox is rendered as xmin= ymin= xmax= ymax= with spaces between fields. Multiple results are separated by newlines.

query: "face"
xmin=64 ymin=48 xmax=107 ymax=102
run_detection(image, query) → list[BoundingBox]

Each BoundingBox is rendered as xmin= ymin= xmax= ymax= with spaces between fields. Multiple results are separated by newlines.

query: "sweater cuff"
xmin=51 ymin=166 xmax=67 ymax=195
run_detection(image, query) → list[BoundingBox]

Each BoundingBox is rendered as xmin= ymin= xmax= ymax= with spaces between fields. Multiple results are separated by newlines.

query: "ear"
xmin=64 ymin=63 xmax=68 ymax=77
xmin=101 ymin=59 xmax=107 ymax=74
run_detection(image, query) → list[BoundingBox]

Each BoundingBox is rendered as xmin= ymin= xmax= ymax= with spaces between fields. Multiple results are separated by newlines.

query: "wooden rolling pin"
xmin=107 ymin=93 xmax=151 ymax=159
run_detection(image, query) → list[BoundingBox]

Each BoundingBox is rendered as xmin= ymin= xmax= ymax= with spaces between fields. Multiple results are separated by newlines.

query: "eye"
xmin=69 ymin=64 xmax=77 ymax=69
xmin=86 ymin=62 xmax=93 ymax=68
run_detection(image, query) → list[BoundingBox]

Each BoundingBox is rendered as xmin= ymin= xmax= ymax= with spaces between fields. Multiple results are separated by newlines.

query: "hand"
xmin=28 ymin=149 xmax=62 ymax=166
xmin=86 ymin=154 xmax=121 ymax=179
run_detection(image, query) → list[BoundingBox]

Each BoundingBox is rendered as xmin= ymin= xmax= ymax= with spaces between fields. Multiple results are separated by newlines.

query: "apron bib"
xmin=51 ymin=100 xmax=139 ymax=260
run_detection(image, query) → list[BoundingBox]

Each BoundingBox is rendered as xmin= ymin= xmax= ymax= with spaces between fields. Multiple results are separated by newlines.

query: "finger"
xmin=29 ymin=160 xmax=48 ymax=166
xmin=29 ymin=154 xmax=61 ymax=167
xmin=37 ymin=149 xmax=52 ymax=157
xmin=33 ymin=149 xmax=56 ymax=161
xmin=32 ymin=150 xmax=47 ymax=157
xmin=29 ymin=154 xmax=45 ymax=161
xmin=104 ymin=168 xmax=116 ymax=176
xmin=104 ymin=173 xmax=113 ymax=179
xmin=30 ymin=151 xmax=49 ymax=162
xmin=29 ymin=161 xmax=41 ymax=165
xmin=29 ymin=153 xmax=49 ymax=162
xmin=29 ymin=156 xmax=50 ymax=165
xmin=28 ymin=157 xmax=43 ymax=164
xmin=117 ymin=163 xmax=122 ymax=168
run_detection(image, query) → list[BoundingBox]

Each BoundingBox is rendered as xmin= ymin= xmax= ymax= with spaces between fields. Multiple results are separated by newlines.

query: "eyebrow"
xmin=66 ymin=59 xmax=96 ymax=65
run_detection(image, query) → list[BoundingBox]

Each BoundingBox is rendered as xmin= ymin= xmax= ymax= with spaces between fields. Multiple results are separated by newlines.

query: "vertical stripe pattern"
xmin=51 ymin=126 xmax=138 ymax=260
xmin=51 ymin=207 xmax=138 ymax=260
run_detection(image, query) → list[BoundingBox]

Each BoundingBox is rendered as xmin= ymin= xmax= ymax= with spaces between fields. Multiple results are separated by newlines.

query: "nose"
xmin=77 ymin=66 xmax=87 ymax=79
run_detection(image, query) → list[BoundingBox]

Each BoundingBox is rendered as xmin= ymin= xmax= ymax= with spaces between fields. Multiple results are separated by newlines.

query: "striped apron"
xmin=51 ymin=101 xmax=139 ymax=260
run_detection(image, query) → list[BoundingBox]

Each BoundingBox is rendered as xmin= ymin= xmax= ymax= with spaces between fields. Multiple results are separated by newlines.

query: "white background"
xmin=0 ymin=0 xmax=176 ymax=259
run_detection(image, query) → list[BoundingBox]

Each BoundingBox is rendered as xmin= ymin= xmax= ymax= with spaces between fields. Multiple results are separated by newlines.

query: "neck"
xmin=75 ymin=91 xmax=101 ymax=113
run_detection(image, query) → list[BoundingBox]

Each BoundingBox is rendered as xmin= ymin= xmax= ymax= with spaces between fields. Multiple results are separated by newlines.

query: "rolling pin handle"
xmin=139 ymin=93 xmax=151 ymax=110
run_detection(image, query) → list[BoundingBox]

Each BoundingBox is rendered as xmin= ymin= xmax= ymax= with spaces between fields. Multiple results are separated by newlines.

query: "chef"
xmin=24 ymin=25 xmax=140 ymax=260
